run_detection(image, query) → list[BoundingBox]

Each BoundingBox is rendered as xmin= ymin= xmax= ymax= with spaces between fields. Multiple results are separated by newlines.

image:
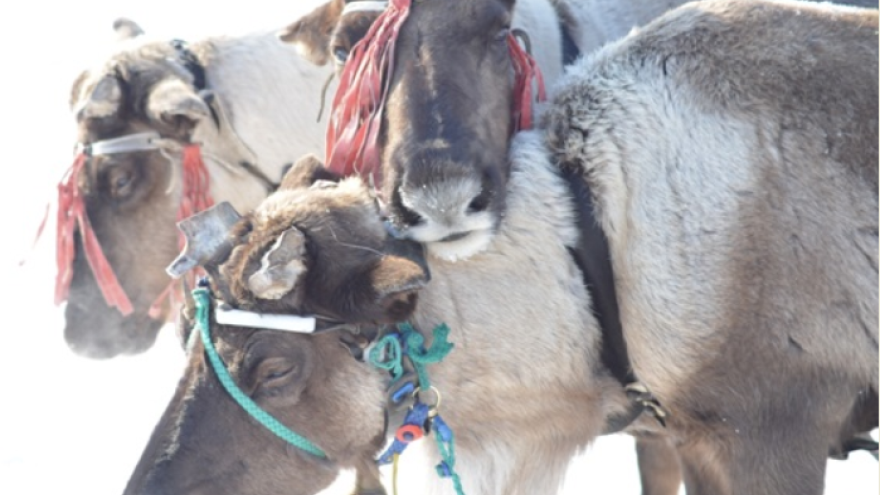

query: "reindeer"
xmin=59 ymin=18 xmax=333 ymax=358
xmin=540 ymin=0 xmax=878 ymax=492
xmin=124 ymin=146 xmax=633 ymax=495
xmin=126 ymin=1 xmax=877 ymax=494
xmin=285 ymin=0 xmax=879 ymax=492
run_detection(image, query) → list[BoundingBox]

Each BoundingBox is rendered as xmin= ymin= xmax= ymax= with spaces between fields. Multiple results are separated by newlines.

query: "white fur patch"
xmin=400 ymin=176 xmax=497 ymax=260
xmin=423 ymin=228 xmax=495 ymax=262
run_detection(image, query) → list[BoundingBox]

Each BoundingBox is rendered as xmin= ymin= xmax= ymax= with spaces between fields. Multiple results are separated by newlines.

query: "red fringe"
xmin=508 ymin=33 xmax=547 ymax=131
xmin=54 ymin=153 xmax=134 ymax=315
xmin=325 ymin=0 xmax=412 ymax=187
xmin=150 ymin=144 xmax=214 ymax=319
xmin=325 ymin=0 xmax=546 ymax=189
xmin=48 ymin=144 xmax=213 ymax=320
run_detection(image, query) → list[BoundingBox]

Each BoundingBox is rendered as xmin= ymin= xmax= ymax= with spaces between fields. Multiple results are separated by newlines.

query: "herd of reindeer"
xmin=51 ymin=0 xmax=877 ymax=494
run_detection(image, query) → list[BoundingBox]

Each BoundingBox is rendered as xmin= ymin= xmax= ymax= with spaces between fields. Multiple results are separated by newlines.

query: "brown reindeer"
xmin=542 ymin=0 xmax=878 ymax=493
xmin=61 ymin=20 xmax=332 ymax=358
xmin=284 ymin=0 xmax=878 ymax=493
xmin=124 ymin=139 xmax=632 ymax=494
xmin=132 ymin=1 xmax=878 ymax=494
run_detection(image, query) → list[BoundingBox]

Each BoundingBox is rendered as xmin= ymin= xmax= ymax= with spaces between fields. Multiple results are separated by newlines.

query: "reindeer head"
xmin=125 ymin=155 xmax=431 ymax=495
xmin=170 ymin=154 xmax=430 ymax=328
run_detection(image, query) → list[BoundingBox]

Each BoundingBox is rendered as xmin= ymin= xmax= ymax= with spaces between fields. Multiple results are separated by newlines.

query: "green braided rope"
xmin=436 ymin=431 xmax=465 ymax=495
xmin=399 ymin=322 xmax=454 ymax=390
xmin=193 ymin=288 xmax=327 ymax=458
xmin=367 ymin=322 xmax=454 ymax=388
xmin=368 ymin=333 xmax=404 ymax=380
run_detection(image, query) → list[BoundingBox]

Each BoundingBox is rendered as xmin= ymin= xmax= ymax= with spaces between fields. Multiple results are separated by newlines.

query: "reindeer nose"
xmin=383 ymin=188 xmax=426 ymax=234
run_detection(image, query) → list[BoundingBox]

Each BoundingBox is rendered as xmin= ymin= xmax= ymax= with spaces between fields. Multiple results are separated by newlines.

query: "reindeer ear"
xmin=280 ymin=154 xmax=340 ymax=190
xmin=369 ymin=254 xmax=430 ymax=322
xmin=248 ymin=228 xmax=308 ymax=300
xmin=74 ymin=74 xmax=123 ymax=121
xmin=113 ymin=18 xmax=144 ymax=41
xmin=277 ymin=0 xmax=343 ymax=65
xmin=145 ymin=78 xmax=211 ymax=138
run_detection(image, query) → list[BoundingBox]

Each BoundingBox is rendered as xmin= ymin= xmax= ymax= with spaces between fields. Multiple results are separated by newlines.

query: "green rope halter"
xmin=193 ymin=287 xmax=327 ymax=458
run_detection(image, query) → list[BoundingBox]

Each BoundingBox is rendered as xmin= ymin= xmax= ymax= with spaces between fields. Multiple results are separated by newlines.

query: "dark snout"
xmin=64 ymin=302 xmax=162 ymax=359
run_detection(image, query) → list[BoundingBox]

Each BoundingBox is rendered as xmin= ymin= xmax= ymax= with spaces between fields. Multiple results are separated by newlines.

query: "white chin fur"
xmin=423 ymin=228 xmax=495 ymax=262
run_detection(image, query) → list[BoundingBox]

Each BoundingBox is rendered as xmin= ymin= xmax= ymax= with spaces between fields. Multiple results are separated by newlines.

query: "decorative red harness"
xmin=46 ymin=139 xmax=213 ymax=318
xmin=325 ymin=0 xmax=546 ymax=188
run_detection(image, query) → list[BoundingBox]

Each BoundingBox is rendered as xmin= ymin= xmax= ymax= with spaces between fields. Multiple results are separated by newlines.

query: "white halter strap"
xmin=215 ymin=303 xmax=317 ymax=333
xmin=342 ymin=1 xmax=388 ymax=15
xmin=82 ymin=131 xmax=163 ymax=156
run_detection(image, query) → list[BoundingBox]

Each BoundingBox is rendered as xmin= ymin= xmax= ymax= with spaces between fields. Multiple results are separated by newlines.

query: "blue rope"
xmin=369 ymin=322 xmax=465 ymax=495
xmin=377 ymin=402 xmax=432 ymax=465
xmin=193 ymin=287 xmax=326 ymax=458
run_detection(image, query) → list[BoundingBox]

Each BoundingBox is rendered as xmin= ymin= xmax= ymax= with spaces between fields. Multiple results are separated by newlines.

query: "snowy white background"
xmin=0 ymin=1 xmax=876 ymax=494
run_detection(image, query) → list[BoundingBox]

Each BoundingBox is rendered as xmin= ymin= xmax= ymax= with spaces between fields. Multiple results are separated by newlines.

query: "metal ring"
xmin=413 ymin=385 xmax=442 ymax=410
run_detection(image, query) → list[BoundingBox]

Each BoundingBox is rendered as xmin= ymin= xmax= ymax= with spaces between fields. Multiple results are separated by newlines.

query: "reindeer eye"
xmin=494 ymin=26 xmax=510 ymax=42
xmin=332 ymin=46 xmax=350 ymax=65
xmin=265 ymin=366 xmax=295 ymax=383
xmin=255 ymin=357 xmax=299 ymax=392
xmin=105 ymin=165 xmax=137 ymax=199
xmin=115 ymin=171 xmax=132 ymax=190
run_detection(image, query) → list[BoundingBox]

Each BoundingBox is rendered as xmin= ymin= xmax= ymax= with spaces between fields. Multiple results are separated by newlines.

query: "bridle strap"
xmin=85 ymin=131 xmax=162 ymax=155
xmin=53 ymin=132 xmax=163 ymax=314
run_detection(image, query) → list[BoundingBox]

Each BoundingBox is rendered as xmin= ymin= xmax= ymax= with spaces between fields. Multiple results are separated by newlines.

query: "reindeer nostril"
xmin=391 ymin=188 xmax=423 ymax=227
xmin=398 ymin=204 xmax=424 ymax=227
xmin=467 ymin=189 xmax=491 ymax=213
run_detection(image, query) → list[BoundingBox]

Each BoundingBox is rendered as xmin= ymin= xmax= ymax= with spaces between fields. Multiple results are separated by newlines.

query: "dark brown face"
xmin=380 ymin=0 xmax=516 ymax=254
xmin=283 ymin=0 xmax=518 ymax=261
xmin=125 ymin=156 xmax=428 ymax=495
xmin=63 ymin=36 xmax=215 ymax=358
xmin=123 ymin=326 xmax=388 ymax=495
xmin=217 ymin=156 xmax=429 ymax=325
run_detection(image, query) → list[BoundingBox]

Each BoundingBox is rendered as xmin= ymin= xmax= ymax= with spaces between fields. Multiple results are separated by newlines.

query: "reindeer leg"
xmin=352 ymin=460 xmax=387 ymax=495
xmin=635 ymin=435 xmax=683 ymax=495
xmin=676 ymin=421 xmax=828 ymax=495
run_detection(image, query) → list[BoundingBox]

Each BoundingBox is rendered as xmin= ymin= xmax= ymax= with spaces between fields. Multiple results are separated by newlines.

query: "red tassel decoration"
xmin=325 ymin=0 xmax=412 ymax=188
xmin=508 ymin=33 xmax=547 ymax=132
xmin=47 ymin=143 xmax=213 ymax=320
xmin=54 ymin=152 xmax=134 ymax=315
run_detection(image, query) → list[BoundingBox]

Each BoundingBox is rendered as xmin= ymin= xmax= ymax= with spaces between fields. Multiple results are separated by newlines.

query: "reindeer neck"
xmin=188 ymin=31 xmax=336 ymax=213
